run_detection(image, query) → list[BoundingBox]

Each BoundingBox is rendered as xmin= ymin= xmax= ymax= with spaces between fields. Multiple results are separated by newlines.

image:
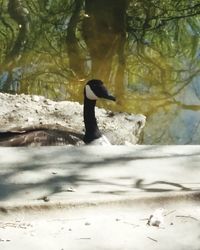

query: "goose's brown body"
xmin=0 ymin=125 xmax=83 ymax=146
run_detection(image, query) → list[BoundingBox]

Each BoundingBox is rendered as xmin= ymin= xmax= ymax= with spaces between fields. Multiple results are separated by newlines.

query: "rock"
xmin=31 ymin=95 xmax=41 ymax=102
xmin=0 ymin=93 xmax=146 ymax=145
xmin=25 ymin=117 xmax=34 ymax=122
xmin=66 ymin=187 xmax=76 ymax=192
xmin=15 ymin=103 xmax=21 ymax=108
xmin=147 ymin=208 xmax=165 ymax=227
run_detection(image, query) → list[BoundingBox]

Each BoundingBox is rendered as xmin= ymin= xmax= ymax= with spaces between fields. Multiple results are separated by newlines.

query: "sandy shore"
xmin=0 ymin=145 xmax=199 ymax=249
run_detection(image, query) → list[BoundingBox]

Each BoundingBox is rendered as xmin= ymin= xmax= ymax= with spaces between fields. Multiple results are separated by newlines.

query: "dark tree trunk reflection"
xmin=7 ymin=0 xmax=29 ymax=60
xmin=66 ymin=0 xmax=85 ymax=78
xmin=3 ymin=0 xmax=29 ymax=92
xmin=82 ymin=0 xmax=127 ymax=98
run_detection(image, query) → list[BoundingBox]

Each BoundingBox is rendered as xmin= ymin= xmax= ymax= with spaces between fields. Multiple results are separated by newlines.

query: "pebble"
xmin=43 ymin=99 xmax=52 ymax=105
xmin=25 ymin=117 xmax=34 ymax=122
xmin=31 ymin=95 xmax=41 ymax=102
xmin=66 ymin=187 xmax=76 ymax=192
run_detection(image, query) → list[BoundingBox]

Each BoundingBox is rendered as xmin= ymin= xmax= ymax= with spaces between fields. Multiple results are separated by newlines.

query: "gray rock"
xmin=0 ymin=93 xmax=146 ymax=145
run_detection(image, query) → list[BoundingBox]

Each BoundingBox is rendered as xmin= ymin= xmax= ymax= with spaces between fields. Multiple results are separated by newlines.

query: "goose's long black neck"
xmin=83 ymin=98 xmax=101 ymax=143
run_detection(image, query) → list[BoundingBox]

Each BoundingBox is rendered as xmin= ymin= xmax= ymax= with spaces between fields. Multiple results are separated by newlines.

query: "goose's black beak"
xmin=97 ymin=84 xmax=116 ymax=101
xmin=104 ymin=94 xmax=116 ymax=101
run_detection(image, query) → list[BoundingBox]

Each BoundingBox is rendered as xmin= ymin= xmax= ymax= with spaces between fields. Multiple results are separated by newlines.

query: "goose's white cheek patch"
xmin=85 ymin=85 xmax=98 ymax=100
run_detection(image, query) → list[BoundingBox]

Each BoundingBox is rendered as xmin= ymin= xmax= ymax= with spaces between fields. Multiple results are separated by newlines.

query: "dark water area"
xmin=0 ymin=0 xmax=200 ymax=144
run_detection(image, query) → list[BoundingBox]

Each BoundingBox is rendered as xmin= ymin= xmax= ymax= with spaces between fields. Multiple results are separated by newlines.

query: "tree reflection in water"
xmin=0 ymin=0 xmax=200 ymax=144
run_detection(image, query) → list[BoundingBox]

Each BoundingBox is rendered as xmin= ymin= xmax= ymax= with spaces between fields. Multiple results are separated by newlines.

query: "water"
xmin=0 ymin=0 xmax=200 ymax=144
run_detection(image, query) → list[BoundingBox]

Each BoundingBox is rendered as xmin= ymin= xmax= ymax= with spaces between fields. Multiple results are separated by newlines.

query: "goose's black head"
xmin=84 ymin=79 xmax=116 ymax=102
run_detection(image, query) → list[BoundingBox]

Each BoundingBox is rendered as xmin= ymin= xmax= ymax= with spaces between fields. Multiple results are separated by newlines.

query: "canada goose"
xmin=0 ymin=79 xmax=115 ymax=146
xmin=83 ymin=79 xmax=116 ymax=144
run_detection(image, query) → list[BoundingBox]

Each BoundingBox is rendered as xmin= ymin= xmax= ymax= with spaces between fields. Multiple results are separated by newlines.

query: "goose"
xmin=0 ymin=79 xmax=115 ymax=146
xmin=83 ymin=79 xmax=116 ymax=145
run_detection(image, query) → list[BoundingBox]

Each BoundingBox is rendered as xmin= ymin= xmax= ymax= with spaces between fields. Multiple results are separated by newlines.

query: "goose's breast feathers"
xmin=88 ymin=135 xmax=111 ymax=145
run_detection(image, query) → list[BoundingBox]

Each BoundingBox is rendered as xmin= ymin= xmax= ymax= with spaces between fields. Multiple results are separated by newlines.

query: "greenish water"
xmin=0 ymin=0 xmax=200 ymax=144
